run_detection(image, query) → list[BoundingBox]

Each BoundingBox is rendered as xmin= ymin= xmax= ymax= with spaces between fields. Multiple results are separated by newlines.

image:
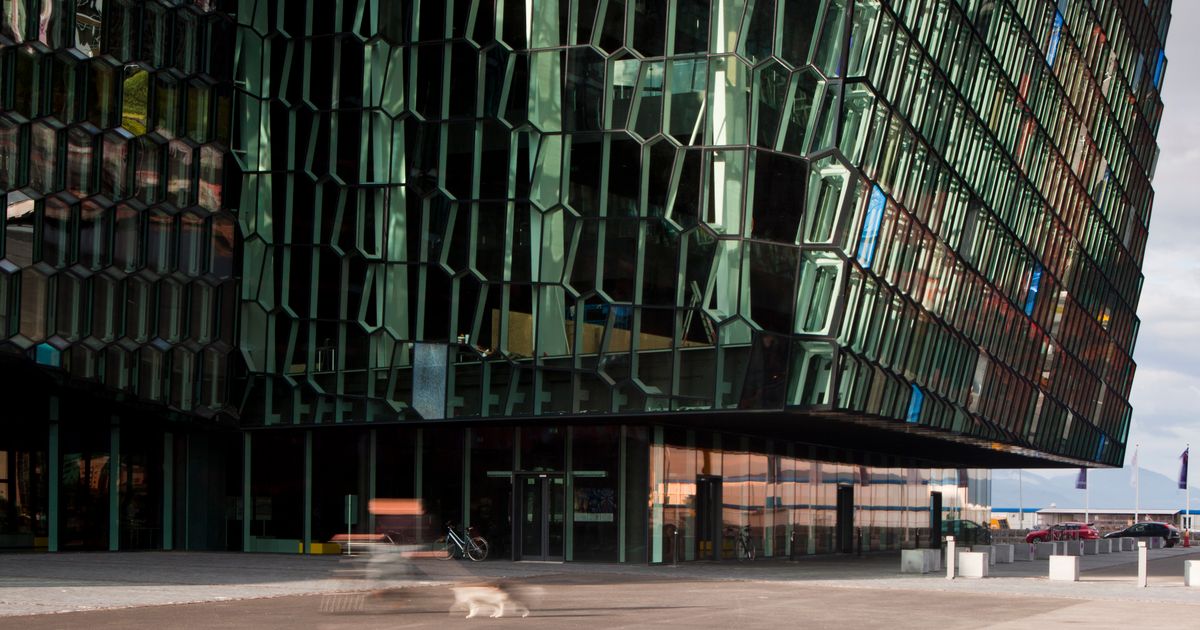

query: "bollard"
xmin=1137 ymin=541 xmax=1148 ymax=588
xmin=946 ymin=536 xmax=956 ymax=580
xmin=1049 ymin=555 xmax=1080 ymax=581
xmin=1185 ymin=560 xmax=1200 ymax=586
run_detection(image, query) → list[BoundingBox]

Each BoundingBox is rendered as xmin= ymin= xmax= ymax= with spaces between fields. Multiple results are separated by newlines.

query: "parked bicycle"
xmin=439 ymin=521 xmax=489 ymax=561
xmin=726 ymin=525 xmax=756 ymax=560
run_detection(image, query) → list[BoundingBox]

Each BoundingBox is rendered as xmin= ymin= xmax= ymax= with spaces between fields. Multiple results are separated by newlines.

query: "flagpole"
xmin=1019 ymin=470 xmax=1024 ymax=530
xmin=1135 ymin=443 xmax=1140 ymax=522
xmin=1187 ymin=444 xmax=1191 ymax=533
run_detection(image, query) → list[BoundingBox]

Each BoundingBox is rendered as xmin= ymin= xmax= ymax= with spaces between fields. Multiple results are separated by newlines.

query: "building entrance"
xmin=930 ymin=491 xmax=943 ymax=549
xmin=836 ymin=485 xmax=854 ymax=553
xmin=695 ymin=475 xmax=722 ymax=560
xmin=515 ymin=473 xmax=564 ymax=561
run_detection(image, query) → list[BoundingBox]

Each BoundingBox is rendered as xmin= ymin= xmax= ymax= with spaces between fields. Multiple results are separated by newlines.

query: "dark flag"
xmin=1180 ymin=448 xmax=1190 ymax=490
xmin=1076 ymin=467 xmax=1087 ymax=490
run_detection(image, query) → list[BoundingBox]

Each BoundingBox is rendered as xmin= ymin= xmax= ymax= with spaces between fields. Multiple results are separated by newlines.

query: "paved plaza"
xmin=1 ymin=547 xmax=1198 ymax=628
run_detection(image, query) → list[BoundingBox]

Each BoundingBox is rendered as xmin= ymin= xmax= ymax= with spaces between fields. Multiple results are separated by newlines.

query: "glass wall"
xmin=648 ymin=428 xmax=987 ymax=562
xmin=0 ymin=423 xmax=47 ymax=549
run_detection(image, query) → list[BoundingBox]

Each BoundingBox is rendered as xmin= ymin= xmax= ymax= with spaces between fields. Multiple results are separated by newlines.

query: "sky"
xmin=1024 ymin=2 xmax=1199 ymax=487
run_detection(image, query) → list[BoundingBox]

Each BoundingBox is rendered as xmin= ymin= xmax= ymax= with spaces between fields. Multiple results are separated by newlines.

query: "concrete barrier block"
xmin=1098 ymin=539 xmax=1111 ymax=553
xmin=1122 ymin=538 xmax=1135 ymax=551
xmin=1082 ymin=539 xmax=1098 ymax=555
xmin=902 ymin=549 xmax=938 ymax=574
xmin=958 ymin=552 xmax=988 ymax=578
xmin=1049 ymin=555 xmax=1080 ymax=581
xmin=1150 ymin=537 xmax=1163 ymax=550
xmin=1185 ymin=560 xmax=1200 ymax=587
xmin=1064 ymin=541 xmax=1083 ymax=556
xmin=973 ymin=545 xmax=997 ymax=565
xmin=992 ymin=543 xmax=1014 ymax=563
xmin=1035 ymin=542 xmax=1057 ymax=560
xmin=1016 ymin=543 xmax=1035 ymax=561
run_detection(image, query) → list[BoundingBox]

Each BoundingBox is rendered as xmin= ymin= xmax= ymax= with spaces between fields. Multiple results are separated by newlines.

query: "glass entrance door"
xmin=516 ymin=474 xmax=564 ymax=561
xmin=836 ymin=485 xmax=854 ymax=553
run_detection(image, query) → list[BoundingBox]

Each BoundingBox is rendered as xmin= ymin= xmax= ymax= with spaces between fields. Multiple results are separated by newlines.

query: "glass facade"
xmin=0 ymin=1 xmax=1170 ymax=558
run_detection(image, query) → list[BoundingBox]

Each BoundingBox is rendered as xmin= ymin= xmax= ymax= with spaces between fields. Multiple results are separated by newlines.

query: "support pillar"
xmin=462 ymin=428 xmax=471 ymax=531
xmin=617 ymin=425 xmax=626 ymax=564
xmin=303 ymin=430 xmax=313 ymax=554
xmin=163 ymin=432 xmax=173 ymax=551
xmin=109 ymin=421 xmax=120 ymax=551
xmin=368 ymin=429 xmax=377 ymax=535
xmin=48 ymin=407 xmax=59 ymax=552
xmin=242 ymin=432 xmax=252 ymax=552
xmin=651 ymin=425 xmax=664 ymax=564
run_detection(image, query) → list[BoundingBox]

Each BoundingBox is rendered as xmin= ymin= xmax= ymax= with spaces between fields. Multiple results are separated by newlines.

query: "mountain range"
xmin=992 ymin=467 xmax=1192 ymax=510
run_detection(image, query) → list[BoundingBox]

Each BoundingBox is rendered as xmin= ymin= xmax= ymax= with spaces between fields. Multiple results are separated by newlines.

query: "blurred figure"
xmin=450 ymin=583 xmax=543 ymax=618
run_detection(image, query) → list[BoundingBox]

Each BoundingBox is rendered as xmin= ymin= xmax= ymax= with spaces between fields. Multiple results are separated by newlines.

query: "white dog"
xmin=450 ymin=585 xmax=530 ymax=618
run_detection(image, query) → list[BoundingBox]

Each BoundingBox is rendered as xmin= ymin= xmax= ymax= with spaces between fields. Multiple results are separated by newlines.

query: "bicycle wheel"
xmin=436 ymin=536 xmax=456 ymax=560
xmin=735 ymin=538 xmax=748 ymax=561
xmin=466 ymin=536 xmax=489 ymax=562
xmin=745 ymin=539 xmax=757 ymax=561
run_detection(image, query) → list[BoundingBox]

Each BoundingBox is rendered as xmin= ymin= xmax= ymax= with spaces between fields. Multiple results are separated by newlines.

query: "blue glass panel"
xmin=856 ymin=185 xmax=887 ymax=269
xmin=1024 ymin=264 xmax=1042 ymax=316
xmin=35 ymin=343 xmax=61 ymax=367
xmin=1046 ymin=12 xmax=1063 ymax=67
xmin=906 ymin=384 xmax=923 ymax=424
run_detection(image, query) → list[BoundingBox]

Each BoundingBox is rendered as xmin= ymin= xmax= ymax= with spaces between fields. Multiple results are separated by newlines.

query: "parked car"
xmin=1025 ymin=522 xmax=1100 ymax=543
xmin=1104 ymin=522 xmax=1181 ymax=548
xmin=941 ymin=519 xmax=992 ymax=545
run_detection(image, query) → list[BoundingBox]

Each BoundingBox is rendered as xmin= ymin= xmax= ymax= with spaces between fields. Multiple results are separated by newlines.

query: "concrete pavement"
xmin=1 ymin=546 xmax=1198 ymax=627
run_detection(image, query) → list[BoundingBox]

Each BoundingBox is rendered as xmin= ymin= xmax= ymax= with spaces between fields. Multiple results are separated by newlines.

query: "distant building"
xmin=1037 ymin=508 xmax=1184 ymax=533
xmin=991 ymin=508 xmax=1039 ymax=531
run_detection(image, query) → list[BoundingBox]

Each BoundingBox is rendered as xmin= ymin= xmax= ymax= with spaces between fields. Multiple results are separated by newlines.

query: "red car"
xmin=1025 ymin=522 xmax=1100 ymax=543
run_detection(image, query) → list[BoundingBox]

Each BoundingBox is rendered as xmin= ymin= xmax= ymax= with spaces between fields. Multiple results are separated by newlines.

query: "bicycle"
xmin=439 ymin=521 xmax=489 ymax=562
xmin=726 ymin=525 xmax=756 ymax=561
